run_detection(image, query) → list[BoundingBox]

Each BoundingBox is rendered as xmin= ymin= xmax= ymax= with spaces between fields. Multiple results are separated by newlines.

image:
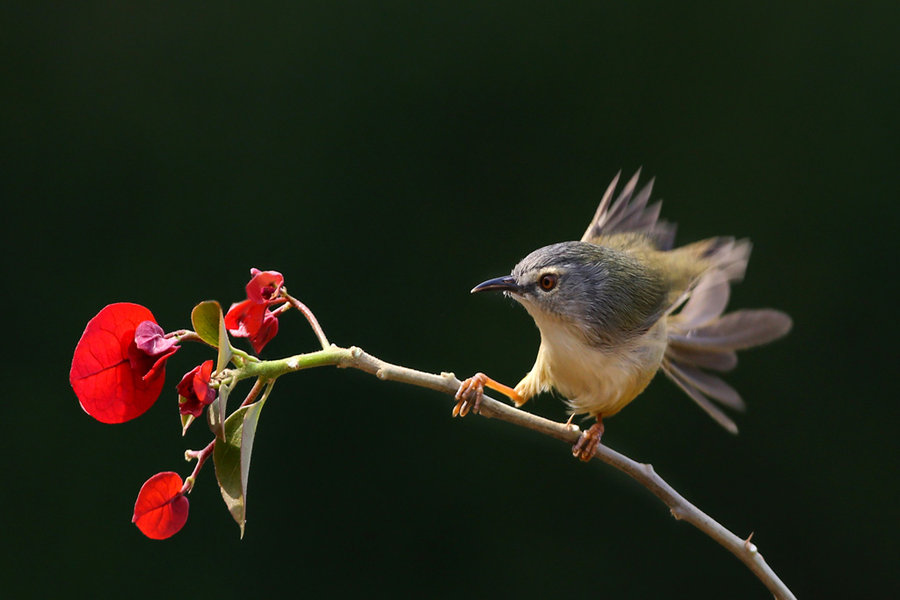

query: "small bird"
xmin=454 ymin=170 xmax=792 ymax=460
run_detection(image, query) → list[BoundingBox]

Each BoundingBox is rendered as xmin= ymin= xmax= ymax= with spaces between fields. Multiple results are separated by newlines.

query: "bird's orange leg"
xmin=453 ymin=372 xmax=525 ymax=417
xmin=571 ymin=417 xmax=604 ymax=462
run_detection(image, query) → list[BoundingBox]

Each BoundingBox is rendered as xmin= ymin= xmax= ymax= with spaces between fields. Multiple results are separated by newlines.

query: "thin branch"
xmin=239 ymin=378 xmax=266 ymax=408
xmin=281 ymin=291 xmax=330 ymax=349
xmin=229 ymin=342 xmax=794 ymax=597
xmin=182 ymin=439 xmax=216 ymax=495
xmin=331 ymin=346 xmax=797 ymax=600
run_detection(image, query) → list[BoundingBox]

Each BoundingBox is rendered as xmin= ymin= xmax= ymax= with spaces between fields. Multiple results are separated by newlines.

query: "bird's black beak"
xmin=471 ymin=275 xmax=518 ymax=294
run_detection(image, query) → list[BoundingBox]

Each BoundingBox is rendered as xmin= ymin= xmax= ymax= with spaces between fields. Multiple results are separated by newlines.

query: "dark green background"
xmin=4 ymin=2 xmax=897 ymax=598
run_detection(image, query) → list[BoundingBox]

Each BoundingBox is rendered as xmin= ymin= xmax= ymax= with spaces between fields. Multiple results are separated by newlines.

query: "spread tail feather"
xmin=663 ymin=242 xmax=792 ymax=432
xmin=663 ymin=361 xmax=741 ymax=434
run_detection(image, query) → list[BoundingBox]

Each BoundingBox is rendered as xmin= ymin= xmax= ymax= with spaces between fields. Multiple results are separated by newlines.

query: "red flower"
xmin=177 ymin=360 xmax=216 ymax=418
xmin=132 ymin=472 xmax=190 ymax=540
xmin=252 ymin=309 xmax=280 ymax=352
xmin=225 ymin=268 xmax=285 ymax=353
xmin=245 ymin=268 xmax=284 ymax=303
xmin=224 ymin=299 xmax=266 ymax=338
xmin=70 ymin=303 xmax=179 ymax=424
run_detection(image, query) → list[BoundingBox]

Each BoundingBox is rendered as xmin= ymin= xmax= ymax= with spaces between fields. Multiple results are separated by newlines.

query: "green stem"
xmin=229 ymin=346 xmax=257 ymax=365
xmin=234 ymin=346 xmax=351 ymax=381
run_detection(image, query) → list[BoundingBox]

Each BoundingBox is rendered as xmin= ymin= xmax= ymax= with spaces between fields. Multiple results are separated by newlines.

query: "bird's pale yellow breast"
xmin=515 ymin=310 xmax=667 ymax=418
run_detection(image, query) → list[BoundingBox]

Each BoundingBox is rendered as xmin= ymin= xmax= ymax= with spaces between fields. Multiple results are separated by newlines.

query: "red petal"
xmin=177 ymin=360 xmax=216 ymax=418
xmin=70 ymin=303 xmax=167 ymax=424
xmin=245 ymin=269 xmax=284 ymax=304
xmin=142 ymin=345 xmax=179 ymax=382
xmin=224 ymin=299 xmax=266 ymax=337
xmin=191 ymin=360 xmax=214 ymax=402
xmin=249 ymin=310 xmax=279 ymax=353
xmin=132 ymin=472 xmax=189 ymax=540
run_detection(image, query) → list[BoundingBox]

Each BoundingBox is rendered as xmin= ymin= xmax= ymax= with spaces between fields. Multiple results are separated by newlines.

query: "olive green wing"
xmin=581 ymin=169 xmax=677 ymax=250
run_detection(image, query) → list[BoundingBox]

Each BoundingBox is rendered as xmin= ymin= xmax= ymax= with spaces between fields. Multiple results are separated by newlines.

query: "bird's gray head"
xmin=472 ymin=241 xmax=668 ymax=346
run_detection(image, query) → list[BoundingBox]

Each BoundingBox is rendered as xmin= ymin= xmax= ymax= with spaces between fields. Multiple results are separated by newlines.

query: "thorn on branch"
xmin=744 ymin=532 xmax=758 ymax=554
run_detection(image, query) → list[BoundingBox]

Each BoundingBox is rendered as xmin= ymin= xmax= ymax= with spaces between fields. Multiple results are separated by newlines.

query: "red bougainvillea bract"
xmin=70 ymin=303 xmax=178 ymax=424
xmin=177 ymin=360 xmax=216 ymax=417
xmin=225 ymin=268 xmax=285 ymax=353
xmin=132 ymin=471 xmax=190 ymax=539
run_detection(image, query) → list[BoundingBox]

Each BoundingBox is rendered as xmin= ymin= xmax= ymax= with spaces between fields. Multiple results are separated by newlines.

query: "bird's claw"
xmin=572 ymin=420 xmax=605 ymax=462
xmin=453 ymin=373 xmax=487 ymax=417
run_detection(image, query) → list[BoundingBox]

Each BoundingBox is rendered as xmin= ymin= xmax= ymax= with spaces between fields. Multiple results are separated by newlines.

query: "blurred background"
xmin=3 ymin=2 xmax=897 ymax=598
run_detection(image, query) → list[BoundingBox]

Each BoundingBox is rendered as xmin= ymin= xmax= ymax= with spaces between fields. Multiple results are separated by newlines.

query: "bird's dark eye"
xmin=539 ymin=273 xmax=558 ymax=291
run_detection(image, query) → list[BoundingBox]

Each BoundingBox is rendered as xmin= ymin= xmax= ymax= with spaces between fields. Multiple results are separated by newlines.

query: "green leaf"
xmin=213 ymin=391 xmax=268 ymax=538
xmin=217 ymin=382 xmax=231 ymax=438
xmin=191 ymin=301 xmax=222 ymax=347
xmin=206 ymin=382 xmax=231 ymax=442
xmin=180 ymin=409 xmax=195 ymax=436
xmin=206 ymin=397 xmax=222 ymax=439
xmin=216 ymin=310 xmax=233 ymax=373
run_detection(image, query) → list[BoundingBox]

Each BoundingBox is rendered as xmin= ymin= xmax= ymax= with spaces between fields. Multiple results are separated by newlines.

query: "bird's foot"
xmin=453 ymin=373 xmax=487 ymax=417
xmin=572 ymin=419 xmax=605 ymax=462
xmin=453 ymin=372 xmax=525 ymax=417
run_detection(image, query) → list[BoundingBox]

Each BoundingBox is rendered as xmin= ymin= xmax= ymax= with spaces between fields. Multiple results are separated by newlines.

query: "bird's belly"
xmin=541 ymin=322 xmax=667 ymax=418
